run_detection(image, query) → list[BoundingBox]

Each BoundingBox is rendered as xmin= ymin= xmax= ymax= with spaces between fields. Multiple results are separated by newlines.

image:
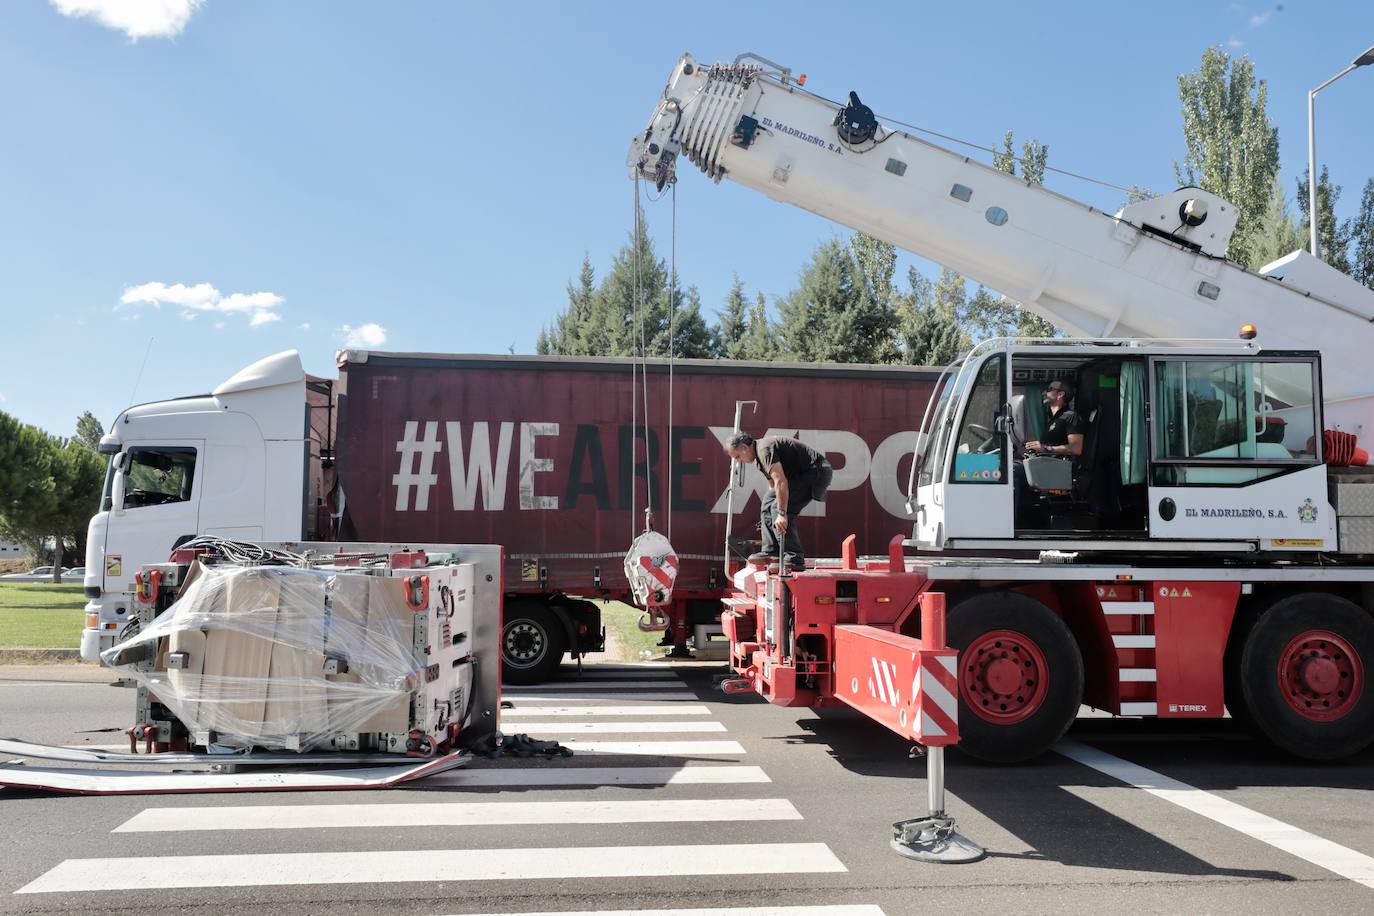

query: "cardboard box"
xmin=264 ymin=573 xmax=328 ymax=745
xmin=323 ymin=573 xmax=415 ymax=737
xmin=198 ymin=569 xmax=279 ymax=738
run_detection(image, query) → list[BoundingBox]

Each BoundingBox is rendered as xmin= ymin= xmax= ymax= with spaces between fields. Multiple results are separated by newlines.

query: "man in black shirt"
xmin=725 ymin=432 xmax=833 ymax=571
xmin=1026 ymin=379 xmax=1084 ymax=459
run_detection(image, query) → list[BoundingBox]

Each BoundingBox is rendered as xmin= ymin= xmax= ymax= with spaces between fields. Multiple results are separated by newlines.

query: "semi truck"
xmin=82 ymin=352 xmax=939 ymax=681
xmin=630 ymin=52 xmax=1374 ymax=763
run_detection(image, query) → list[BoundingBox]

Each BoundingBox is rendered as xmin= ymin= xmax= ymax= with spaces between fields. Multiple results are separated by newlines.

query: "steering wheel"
xmin=965 ymin=424 xmax=999 ymax=454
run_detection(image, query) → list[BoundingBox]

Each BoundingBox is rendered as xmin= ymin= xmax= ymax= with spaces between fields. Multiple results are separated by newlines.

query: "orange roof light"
xmin=797 ymin=74 xmax=807 ymax=86
xmin=1239 ymin=324 xmax=1258 ymax=340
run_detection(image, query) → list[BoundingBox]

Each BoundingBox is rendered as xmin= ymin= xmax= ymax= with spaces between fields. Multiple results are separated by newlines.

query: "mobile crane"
xmin=630 ymin=53 xmax=1374 ymax=764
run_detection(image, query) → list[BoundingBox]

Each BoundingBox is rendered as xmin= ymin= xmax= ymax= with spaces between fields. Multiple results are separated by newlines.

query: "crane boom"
xmin=630 ymin=54 xmax=1374 ymax=421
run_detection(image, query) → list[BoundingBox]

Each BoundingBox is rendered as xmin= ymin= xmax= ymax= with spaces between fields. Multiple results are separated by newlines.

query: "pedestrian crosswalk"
xmin=13 ymin=667 xmax=880 ymax=913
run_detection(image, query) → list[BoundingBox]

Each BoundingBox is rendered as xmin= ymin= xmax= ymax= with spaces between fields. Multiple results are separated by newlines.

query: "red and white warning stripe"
xmin=913 ymin=652 xmax=958 ymax=744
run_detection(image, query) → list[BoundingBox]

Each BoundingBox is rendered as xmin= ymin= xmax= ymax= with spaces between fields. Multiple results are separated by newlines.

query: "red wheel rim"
xmin=1278 ymin=629 xmax=1364 ymax=722
xmin=960 ymin=629 xmax=1049 ymax=724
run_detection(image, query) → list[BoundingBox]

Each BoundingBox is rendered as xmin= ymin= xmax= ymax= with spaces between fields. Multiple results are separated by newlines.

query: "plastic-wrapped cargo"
xmin=103 ymin=562 xmax=423 ymax=752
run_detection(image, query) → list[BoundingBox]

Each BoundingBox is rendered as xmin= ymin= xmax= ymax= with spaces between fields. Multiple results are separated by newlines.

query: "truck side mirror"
xmin=111 ymin=453 xmax=128 ymax=514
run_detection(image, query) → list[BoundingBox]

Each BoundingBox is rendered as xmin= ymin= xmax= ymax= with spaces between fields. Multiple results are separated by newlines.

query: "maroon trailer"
xmin=330 ymin=352 xmax=938 ymax=681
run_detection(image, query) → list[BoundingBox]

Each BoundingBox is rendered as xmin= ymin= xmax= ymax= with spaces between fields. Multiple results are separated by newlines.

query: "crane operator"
xmin=1025 ymin=379 xmax=1085 ymax=459
xmin=724 ymin=432 xmax=833 ymax=572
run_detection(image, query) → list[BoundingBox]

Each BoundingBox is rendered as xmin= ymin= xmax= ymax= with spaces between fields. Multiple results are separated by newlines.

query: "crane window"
xmin=950 ymin=355 xmax=1007 ymax=484
xmin=1152 ymin=359 xmax=1317 ymax=484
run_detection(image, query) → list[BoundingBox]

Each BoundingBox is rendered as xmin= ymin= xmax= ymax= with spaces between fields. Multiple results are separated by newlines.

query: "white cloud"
xmin=220 ymin=291 xmax=284 ymax=313
xmin=0 ymin=392 xmax=7 ymax=403
xmin=120 ymin=281 xmax=219 ymax=310
xmin=49 ymin=0 xmax=204 ymax=40
xmin=180 ymin=311 xmax=198 ymax=321
xmin=1228 ymin=36 xmax=1245 ymax=48
xmin=1249 ymin=11 xmax=1273 ymax=27
xmin=298 ymin=323 xmax=312 ymax=332
xmin=339 ymin=322 xmax=387 ymax=348
xmin=119 ymin=280 xmax=285 ymax=326
xmin=213 ymin=321 xmax=225 ymax=330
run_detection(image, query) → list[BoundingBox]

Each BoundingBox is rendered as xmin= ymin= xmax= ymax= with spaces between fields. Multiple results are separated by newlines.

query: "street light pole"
xmin=1308 ymin=45 xmax=1374 ymax=259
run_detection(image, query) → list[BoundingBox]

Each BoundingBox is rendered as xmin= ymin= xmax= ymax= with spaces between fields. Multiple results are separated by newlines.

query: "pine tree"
xmin=1297 ymin=166 xmax=1353 ymax=275
xmin=659 ymin=283 xmax=716 ymax=358
xmin=777 ymin=237 xmax=857 ymax=362
xmin=1352 ymin=178 xmax=1374 ymax=290
xmin=742 ymin=292 xmax=778 ymax=361
xmin=715 ymin=276 xmax=751 ymax=360
xmin=74 ymin=411 xmax=104 ymax=452
xmin=1173 ymin=48 xmax=1280 ymax=268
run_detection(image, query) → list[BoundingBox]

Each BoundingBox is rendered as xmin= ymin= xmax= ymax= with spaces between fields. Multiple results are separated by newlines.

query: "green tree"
xmin=742 ymin=292 xmax=778 ymax=361
xmin=659 ymin=283 xmax=716 ymax=359
xmin=777 ymin=237 xmax=858 ymax=362
xmin=1297 ymin=166 xmax=1353 ymax=274
xmin=898 ymin=267 xmax=967 ymax=365
xmin=843 ymin=233 xmax=903 ymax=363
xmin=1352 ymin=178 xmax=1374 ymax=290
xmin=1173 ymin=47 xmax=1280 ymax=268
xmin=1251 ymin=175 xmax=1305 ymax=269
xmin=0 ymin=413 xmax=101 ymax=580
xmin=75 ymin=411 xmax=104 ymax=452
xmin=715 ymin=276 xmax=751 ymax=360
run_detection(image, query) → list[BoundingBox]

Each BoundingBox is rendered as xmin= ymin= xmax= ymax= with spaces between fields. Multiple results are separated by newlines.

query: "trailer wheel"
xmin=502 ymin=603 xmax=566 ymax=685
xmin=1239 ymin=593 xmax=1374 ymax=760
xmin=947 ymin=591 xmax=1084 ymax=763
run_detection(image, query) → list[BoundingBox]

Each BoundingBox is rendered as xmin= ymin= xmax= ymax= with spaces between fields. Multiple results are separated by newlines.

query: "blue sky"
xmin=2 ymin=0 xmax=1372 ymax=436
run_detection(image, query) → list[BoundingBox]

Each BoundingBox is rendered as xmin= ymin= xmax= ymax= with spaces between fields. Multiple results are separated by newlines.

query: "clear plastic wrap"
xmin=103 ymin=562 xmax=423 ymax=752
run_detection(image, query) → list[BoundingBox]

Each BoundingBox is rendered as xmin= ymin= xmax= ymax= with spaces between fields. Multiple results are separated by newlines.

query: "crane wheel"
xmin=1238 ymin=593 xmax=1374 ymax=760
xmin=947 ymin=591 xmax=1084 ymax=763
xmin=501 ymin=602 xmax=567 ymax=686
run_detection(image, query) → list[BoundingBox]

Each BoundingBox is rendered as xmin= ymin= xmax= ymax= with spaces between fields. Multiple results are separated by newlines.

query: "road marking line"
xmin=505 ymin=678 xmax=681 ymax=692
xmin=114 ymin=797 xmax=801 ymax=833
xmin=510 ymin=721 xmax=727 ymax=734
xmin=561 ymin=740 xmax=745 ymax=755
xmin=502 ymin=692 xmax=699 ymax=702
xmin=450 ymin=907 xmax=885 ymax=916
xmin=17 ymin=843 xmax=845 ymax=893
xmin=420 ymin=764 xmax=771 ymax=787
xmin=1058 ymin=741 xmax=1374 ymax=890
xmin=501 ymin=705 xmax=711 ymax=717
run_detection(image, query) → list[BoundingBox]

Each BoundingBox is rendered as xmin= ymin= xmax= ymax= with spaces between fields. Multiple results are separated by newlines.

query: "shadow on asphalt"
xmin=772 ymin=705 xmax=1318 ymax=882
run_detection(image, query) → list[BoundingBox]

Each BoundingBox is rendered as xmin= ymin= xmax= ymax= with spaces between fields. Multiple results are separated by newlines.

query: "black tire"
xmin=947 ymin=590 xmax=1084 ymax=763
xmin=1224 ymin=604 xmax=1264 ymax=731
xmin=502 ymin=602 xmax=567 ymax=685
xmin=1238 ymin=593 xmax=1374 ymax=760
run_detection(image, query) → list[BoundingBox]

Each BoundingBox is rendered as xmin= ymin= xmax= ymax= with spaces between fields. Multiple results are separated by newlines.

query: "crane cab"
xmin=910 ymin=339 xmax=1335 ymax=554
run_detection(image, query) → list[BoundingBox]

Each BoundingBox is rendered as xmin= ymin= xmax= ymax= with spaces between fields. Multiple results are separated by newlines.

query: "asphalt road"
xmin=2 ymin=662 xmax=1372 ymax=915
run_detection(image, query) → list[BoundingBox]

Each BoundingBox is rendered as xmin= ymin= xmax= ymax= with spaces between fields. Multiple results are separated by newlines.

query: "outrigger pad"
xmin=890 ymin=815 xmax=986 ymax=864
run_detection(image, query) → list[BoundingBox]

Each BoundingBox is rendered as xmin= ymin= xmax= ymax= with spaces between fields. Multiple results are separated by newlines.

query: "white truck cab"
xmin=81 ymin=351 xmax=311 ymax=660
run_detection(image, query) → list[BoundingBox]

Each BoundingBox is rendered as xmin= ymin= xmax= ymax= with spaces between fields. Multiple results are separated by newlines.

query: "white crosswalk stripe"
xmin=511 ymin=721 xmax=728 ymax=734
xmin=502 ymin=691 xmax=700 ymax=702
xmin=505 ymin=679 xmax=686 ymax=690
xmin=421 ymin=765 xmax=770 ymax=787
xmin=17 ymin=843 xmax=847 ymax=893
xmin=502 ymin=704 xmax=712 ymax=717
xmin=114 ymin=797 xmax=802 ymax=833
xmin=451 ymin=908 xmax=886 ymax=916
xmin=560 ymin=739 xmax=746 ymax=755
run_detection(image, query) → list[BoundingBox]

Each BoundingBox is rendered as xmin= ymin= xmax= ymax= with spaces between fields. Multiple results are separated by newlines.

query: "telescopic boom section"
xmin=629 ymin=53 xmax=1374 ymax=407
